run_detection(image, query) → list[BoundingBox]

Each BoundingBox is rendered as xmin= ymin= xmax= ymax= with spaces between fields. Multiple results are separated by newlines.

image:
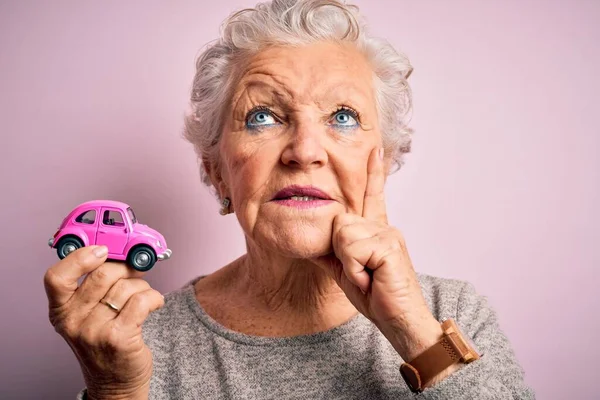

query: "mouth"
xmin=271 ymin=185 xmax=332 ymax=201
xmin=270 ymin=185 xmax=333 ymax=208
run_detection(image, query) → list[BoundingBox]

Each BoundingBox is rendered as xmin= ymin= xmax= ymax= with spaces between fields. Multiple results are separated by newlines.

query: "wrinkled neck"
xmin=231 ymin=240 xmax=356 ymax=321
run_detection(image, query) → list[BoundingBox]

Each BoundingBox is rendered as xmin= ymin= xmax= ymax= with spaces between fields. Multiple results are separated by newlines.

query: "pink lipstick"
xmin=271 ymin=185 xmax=334 ymax=209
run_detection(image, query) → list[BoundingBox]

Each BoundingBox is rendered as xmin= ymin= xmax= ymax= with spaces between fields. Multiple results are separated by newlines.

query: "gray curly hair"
xmin=183 ymin=0 xmax=414 ymax=188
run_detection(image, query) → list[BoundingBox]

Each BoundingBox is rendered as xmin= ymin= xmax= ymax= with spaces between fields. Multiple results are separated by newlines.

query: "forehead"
xmin=231 ymin=41 xmax=375 ymax=105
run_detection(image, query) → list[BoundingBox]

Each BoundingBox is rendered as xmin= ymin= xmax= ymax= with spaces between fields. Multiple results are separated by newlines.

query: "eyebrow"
xmin=234 ymin=79 xmax=371 ymax=111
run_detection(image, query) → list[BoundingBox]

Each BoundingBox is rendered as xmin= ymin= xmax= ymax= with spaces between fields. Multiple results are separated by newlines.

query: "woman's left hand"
xmin=311 ymin=148 xmax=440 ymax=357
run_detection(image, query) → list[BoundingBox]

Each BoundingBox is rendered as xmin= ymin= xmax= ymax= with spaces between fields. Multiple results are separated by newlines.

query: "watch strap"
xmin=414 ymin=335 xmax=461 ymax=380
xmin=400 ymin=335 xmax=461 ymax=392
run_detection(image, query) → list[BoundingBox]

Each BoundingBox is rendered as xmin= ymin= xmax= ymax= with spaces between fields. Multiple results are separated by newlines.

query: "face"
xmin=215 ymin=41 xmax=383 ymax=258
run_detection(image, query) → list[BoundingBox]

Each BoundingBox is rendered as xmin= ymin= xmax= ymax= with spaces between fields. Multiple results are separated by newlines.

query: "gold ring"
xmin=100 ymin=298 xmax=121 ymax=313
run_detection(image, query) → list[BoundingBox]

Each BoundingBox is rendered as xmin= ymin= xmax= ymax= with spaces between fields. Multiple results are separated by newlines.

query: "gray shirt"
xmin=78 ymin=273 xmax=534 ymax=399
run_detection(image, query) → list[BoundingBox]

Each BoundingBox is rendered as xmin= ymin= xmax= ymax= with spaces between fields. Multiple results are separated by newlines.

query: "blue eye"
xmin=246 ymin=108 xmax=278 ymax=129
xmin=331 ymin=108 xmax=359 ymax=129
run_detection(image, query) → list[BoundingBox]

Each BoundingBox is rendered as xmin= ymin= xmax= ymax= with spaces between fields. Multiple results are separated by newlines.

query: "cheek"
xmin=223 ymin=139 xmax=280 ymax=211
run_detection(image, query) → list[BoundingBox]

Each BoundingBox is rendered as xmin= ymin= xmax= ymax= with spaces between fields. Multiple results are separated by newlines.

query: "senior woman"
xmin=44 ymin=0 xmax=534 ymax=399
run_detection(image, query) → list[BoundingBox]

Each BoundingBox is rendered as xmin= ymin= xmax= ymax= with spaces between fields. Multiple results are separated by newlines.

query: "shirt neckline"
xmin=183 ymin=275 xmax=367 ymax=347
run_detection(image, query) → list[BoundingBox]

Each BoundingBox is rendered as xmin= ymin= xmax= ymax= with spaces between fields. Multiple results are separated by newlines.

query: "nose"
xmin=280 ymin=122 xmax=328 ymax=170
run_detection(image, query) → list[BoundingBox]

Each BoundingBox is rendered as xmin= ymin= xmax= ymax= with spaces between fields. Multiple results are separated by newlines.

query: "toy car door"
xmin=96 ymin=207 xmax=129 ymax=255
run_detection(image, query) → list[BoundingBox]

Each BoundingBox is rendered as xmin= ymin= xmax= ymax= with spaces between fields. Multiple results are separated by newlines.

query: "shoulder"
xmin=416 ymin=273 xmax=490 ymax=327
xmin=416 ymin=272 xmax=471 ymax=310
xmin=416 ymin=272 xmax=469 ymax=298
xmin=415 ymin=274 xmax=534 ymax=398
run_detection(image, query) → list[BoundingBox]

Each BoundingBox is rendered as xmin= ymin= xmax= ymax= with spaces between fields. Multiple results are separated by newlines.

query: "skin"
xmin=201 ymin=41 xmax=460 ymax=386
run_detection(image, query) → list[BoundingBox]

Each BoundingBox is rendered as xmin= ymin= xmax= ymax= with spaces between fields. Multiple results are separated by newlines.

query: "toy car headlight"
xmin=156 ymin=239 xmax=162 ymax=248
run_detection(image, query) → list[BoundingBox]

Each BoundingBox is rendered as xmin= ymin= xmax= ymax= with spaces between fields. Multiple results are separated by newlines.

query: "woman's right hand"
xmin=43 ymin=245 xmax=165 ymax=400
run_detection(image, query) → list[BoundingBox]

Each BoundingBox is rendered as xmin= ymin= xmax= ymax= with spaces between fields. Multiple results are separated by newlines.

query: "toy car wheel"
xmin=127 ymin=246 xmax=157 ymax=272
xmin=56 ymin=237 xmax=84 ymax=259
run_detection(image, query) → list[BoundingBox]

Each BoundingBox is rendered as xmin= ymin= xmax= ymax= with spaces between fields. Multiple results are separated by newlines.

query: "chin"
xmin=279 ymin=240 xmax=332 ymax=259
xmin=254 ymin=221 xmax=334 ymax=259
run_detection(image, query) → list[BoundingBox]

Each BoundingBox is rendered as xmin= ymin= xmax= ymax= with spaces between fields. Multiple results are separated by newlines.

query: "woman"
xmin=44 ymin=0 xmax=534 ymax=398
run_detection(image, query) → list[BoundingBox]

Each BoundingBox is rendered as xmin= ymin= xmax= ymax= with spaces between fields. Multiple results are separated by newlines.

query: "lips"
xmin=271 ymin=185 xmax=332 ymax=201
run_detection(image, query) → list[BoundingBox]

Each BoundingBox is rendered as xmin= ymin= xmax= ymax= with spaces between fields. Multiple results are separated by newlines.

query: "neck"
xmin=228 ymin=241 xmax=358 ymax=329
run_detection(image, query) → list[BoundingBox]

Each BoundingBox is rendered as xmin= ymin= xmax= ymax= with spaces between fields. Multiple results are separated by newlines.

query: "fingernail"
xmin=93 ymin=246 xmax=108 ymax=258
xmin=378 ymin=147 xmax=384 ymax=160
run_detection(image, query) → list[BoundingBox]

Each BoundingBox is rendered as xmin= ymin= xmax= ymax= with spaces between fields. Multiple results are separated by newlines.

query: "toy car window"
xmin=75 ymin=210 xmax=96 ymax=224
xmin=102 ymin=210 xmax=125 ymax=227
xmin=127 ymin=207 xmax=137 ymax=224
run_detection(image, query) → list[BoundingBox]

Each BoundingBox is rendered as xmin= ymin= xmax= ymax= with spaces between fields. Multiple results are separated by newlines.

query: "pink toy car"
xmin=48 ymin=200 xmax=172 ymax=271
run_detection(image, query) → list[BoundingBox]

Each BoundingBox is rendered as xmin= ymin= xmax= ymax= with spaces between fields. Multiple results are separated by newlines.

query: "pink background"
xmin=1 ymin=1 xmax=598 ymax=398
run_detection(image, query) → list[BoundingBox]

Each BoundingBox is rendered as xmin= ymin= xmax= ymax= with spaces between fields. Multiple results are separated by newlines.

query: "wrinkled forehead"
xmin=230 ymin=42 xmax=376 ymax=108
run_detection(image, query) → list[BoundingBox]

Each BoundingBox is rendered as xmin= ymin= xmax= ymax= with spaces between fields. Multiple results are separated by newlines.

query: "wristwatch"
xmin=399 ymin=318 xmax=481 ymax=393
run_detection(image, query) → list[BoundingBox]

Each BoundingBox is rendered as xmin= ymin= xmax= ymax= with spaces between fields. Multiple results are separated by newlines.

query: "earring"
xmin=219 ymin=197 xmax=231 ymax=215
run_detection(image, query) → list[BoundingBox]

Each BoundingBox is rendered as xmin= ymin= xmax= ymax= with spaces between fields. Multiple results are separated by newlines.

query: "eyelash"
xmin=333 ymin=105 xmax=361 ymax=124
xmin=244 ymin=105 xmax=361 ymax=127
xmin=248 ymin=105 xmax=273 ymax=115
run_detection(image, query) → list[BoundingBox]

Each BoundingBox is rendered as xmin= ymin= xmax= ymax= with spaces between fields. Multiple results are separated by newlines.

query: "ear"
xmin=203 ymin=157 xmax=232 ymax=209
xmin=203 ymin=158 xmax=223 ymax=194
